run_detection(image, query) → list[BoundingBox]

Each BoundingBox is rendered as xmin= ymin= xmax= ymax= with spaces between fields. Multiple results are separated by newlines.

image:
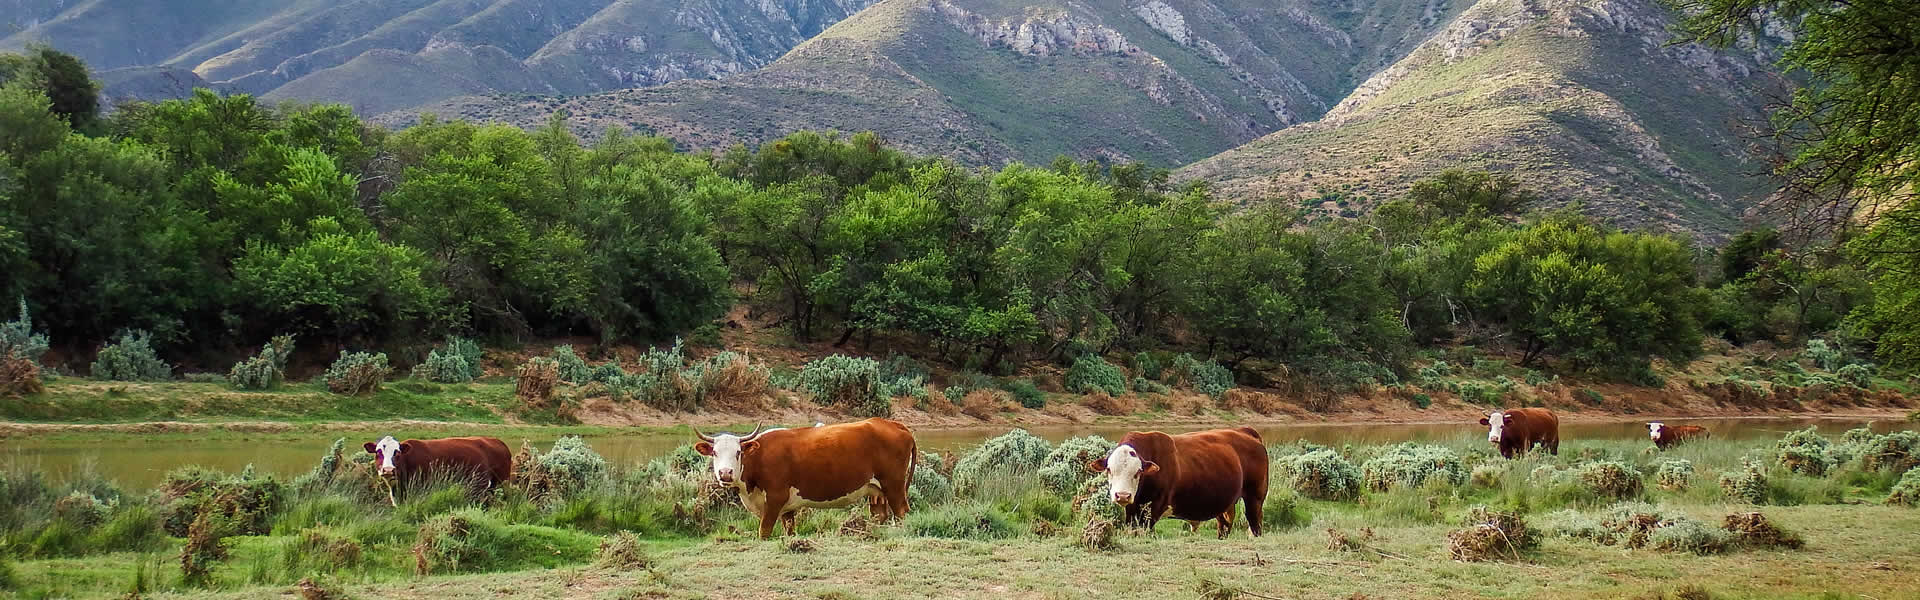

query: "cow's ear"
xmin=741 ymin=440 xmax=761 ymax=454
xmin=1087 ymin=458 xmax=1108 ymax=473
xmin=694 ymin=442 xmax=715 ymax=456
xmin=1478 ymin=417 xmax=1490 ymax=426
xmin=1140 ymin=461 xmax=1161 ymax=476
xmin=363 ymin=442 xmax=377 ymax=454
xmin=397 ymin=442 xmax=411 ymax=454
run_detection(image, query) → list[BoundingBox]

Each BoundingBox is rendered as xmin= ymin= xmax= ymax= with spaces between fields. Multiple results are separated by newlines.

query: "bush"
xmin=1888 ymin=469 xmax=1920 ymax=506
xmin=535 ymin=436 xmax=608 ymax=496
xmin=796 ymin=355 xmax=888 ymax=417
xmin=1576 ymin=388 xmax=1605 ymax=405
xmin=229 ymin=334 xmax=294 ymax=390
xmin=596 ymin=531 xmax=647 ymax=569
xmin=1577 ymin=461 xmax=1644 ymax=500
xmin=604 ymin=340 xmax=699 ymax=411
xmin=1037 ymin=436 xmax=1117 ymax=496
xmin=903 ymin=503 xmax=1017 ymax=540
xmin=1447 ymin=507 xmax=1537 ymax=561
xmin=1653 ymin=459 xmax=1694 ymax=491
xmin=1131 ymin=376 xmax=1169 ymax=394
xmin=1170 ymin=354 xmax=1233 ymax=398
xmin=1 ymin=348 xmax=42 ymax=397
xmin=1278 ymin=449 xmax=1361 ymax=500
xmin=1262 ymin=490 xmax=1311 ymax=530
xmin=1721 ymin=511 xmax=1804 ymax=550
xmin=960 ymin=389 xmax=1009 ymax=419
xmin=1854 ymin=431 xmax=1920 ymax=473
xmin=1082 ymin=391 xmax=1136 ymax=415
xmin=1003 ymin=379 xmax=1045 ymax=409
xmin=324 ymin=351 xmax=390 ymax=395
xmin=91 ymin=330 xmax=172 ymax=381
xmin=1649 ymin=518 xmax=1732 ymax=555
xmin=1803 ymin=338 xmax=1846 ymax=371
xmin=1836 ymin=363 xmax=1877 ymax=387
xmin=952 ymin=430 xmax=1051 ymax=494
xmin=1408 ymin=393 xmax=1432 ymax=409
xmin=1773 ymin=428 xmax=1833 ymax=476
xmin=1 ymin=298 xmax=50 ymax=365
xmin=1064 ymin=355 xmax=1126 ymax=396
xmin=515 ymin=357 xmax=561 ymax=407
xmin=414 ymin=336 xmax=479 ymax=384
xmin=692 ymin=351 xmax=773 ymax=411
xmin=410 ymin=509 xmax=596 ymax=574
xmin=1720 ymin=461 xmax=1769 ymax=504
xmin=159 ymin=467 xmax=287 ymax=538
xmin=909 ymin=452 xmax=954 ymax=507
xmin=1360 ymin=444 xmax=1468 ymax=492
xmin=1131 ymin=352 xmax=1166 ymax=381
xmin=551 ymin=345 xmax=591 ymax=384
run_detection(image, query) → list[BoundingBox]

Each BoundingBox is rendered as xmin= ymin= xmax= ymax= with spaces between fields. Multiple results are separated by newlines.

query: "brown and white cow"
xmin=1648 ymin=422 xmax=1709 ymax=450
xmin=362 ymin=435 xmax=512 ymax=493
xmin=1086 ymin=427 xmax=1269 ymax=539
xmin=1479 ymin=408 xmax=1560 ymax=458
xmin=693 ymin=418 xmax=917 ymax=539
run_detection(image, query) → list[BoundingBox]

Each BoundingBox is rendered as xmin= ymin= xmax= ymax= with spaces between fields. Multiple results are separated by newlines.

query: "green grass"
xmin=0 ymin=379 xmax=508 ymax=423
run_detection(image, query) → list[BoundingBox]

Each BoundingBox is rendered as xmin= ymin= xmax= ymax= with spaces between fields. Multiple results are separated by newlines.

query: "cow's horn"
xmin=691 ymin=426 xmax=714 ymax=443
xmin=741 ymin=424 xmax=767 ymax=441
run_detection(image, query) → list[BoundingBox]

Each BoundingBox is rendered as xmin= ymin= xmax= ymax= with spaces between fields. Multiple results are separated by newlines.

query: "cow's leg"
xmin=1147 ymin=502 xmax=1172 ymax=531
xmin=881 ymin=476 xmax=911 ymax=520
xmin=1243 ymin=493 xmax=1266 ymax=538
xmin=756 ymin=489 xmax=790 ymax=539
xmin=1215 ymin=512 xmax=1233 ymax=540
xmin=783 ymin=511 xmax=799 ymax=536
xmin=1548 ymin=436 xmax=1560 ymax=455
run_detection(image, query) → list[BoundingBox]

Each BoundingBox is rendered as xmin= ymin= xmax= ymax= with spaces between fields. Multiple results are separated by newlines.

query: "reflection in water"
xmin=6 ymin=416 xmax=1913 ymax=490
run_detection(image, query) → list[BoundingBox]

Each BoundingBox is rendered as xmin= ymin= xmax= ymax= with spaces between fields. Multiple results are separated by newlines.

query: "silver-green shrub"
xmin=229 ymin=334 xmax=294 ymax=390
xmin=1064 ymin=355 xmax=1125 ymax=396
xmin=953 ymin=429 xmax=1051 ymax=494
xmin=90 ymin=330 xmax=172 ymax=381
xmin=1038 ymin=436 xmax=1117 ymax=496
xmin=1278 ymin=449 xmax=1360 ymax=500
xmin=323 ymin=351 xmax=390 ymax=395
xmin=1360 ymin=443 xmax=1468 ymax=492
xmin=796 ymin=354 xmax=887 ymax=417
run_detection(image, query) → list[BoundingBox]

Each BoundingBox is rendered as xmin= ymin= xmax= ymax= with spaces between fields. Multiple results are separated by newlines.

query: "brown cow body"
xmin=1480 ymin=408 xmax=1559 ymax=459
xmin=1649 ymin=422 xmax=1709 ymax=450
xmin=1091 ymin=427 xmax=1269 ymax=539
xmin=695 ymin=418 xmax=917 ymax=539
xmin=362 ymin=436 xmax=512 ymax=491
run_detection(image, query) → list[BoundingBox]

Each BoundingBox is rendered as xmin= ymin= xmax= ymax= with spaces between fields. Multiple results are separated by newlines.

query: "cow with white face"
xmin=1478 ymin=408 xmax=1560 ymax=459
xmin=1088 ymin=428 xmax=1269 ymax=539
xmin=1648 ymin=422 xmax=1664 ymax=442
xmin=692 ymin=418 xmax=918 ymax=539
xmin=1647 ymin=421 xmax=1708 ymax=450
xmin=359 ymin=435 xmax=512 ymax=499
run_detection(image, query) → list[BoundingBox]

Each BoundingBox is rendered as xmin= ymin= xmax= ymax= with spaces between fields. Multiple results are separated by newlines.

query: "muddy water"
xmin=6 ymin=417 xmax=1913 ymax=490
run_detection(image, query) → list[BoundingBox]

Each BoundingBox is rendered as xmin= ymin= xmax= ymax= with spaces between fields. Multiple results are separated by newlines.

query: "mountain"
xmin=1176 ymin=0 xmax=1784 ymax=238
xmin=1 ymin=0 xmax=879 ymax=116
xmin=383 ymin=0 xmax=1470 ymax=166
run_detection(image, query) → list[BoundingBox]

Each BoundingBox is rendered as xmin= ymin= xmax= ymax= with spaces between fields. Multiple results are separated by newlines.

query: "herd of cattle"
xmin=360 ymin=409 xmax=1712 ymax=539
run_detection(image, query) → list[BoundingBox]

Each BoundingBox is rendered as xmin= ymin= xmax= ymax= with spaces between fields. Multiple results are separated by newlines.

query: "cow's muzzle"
xmin=715 ymin=469 xmax=736 ymax=484
xmin=1112 ymin=492 xmax=1134 ymax=505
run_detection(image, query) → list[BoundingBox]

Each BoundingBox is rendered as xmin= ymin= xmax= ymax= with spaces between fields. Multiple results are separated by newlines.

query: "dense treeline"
xmin=0 ymin=49 xmax=1893 ymax=382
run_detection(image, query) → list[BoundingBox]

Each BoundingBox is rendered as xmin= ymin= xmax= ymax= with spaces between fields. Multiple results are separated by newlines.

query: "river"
xmin=4 ymin=416 xmax=1913 ymax=490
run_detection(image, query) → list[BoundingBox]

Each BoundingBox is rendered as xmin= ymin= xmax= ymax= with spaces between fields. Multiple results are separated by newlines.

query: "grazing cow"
xmin=1480 ymin=408 xmax=1560 ymax=458
xmin=693 ymin=418 xmax=917 ymax=539
xmin=1648 ymin=422 xmax=1709 ymax=450
xmin=362 ymin=436 xmax=512 ymax=493
xmin=1087 ymin=427 xmax=1269 ymax=539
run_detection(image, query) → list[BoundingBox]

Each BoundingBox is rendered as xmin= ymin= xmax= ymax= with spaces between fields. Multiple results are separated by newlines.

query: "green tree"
xmin=0 ymin=46 xmax=99 ymax=129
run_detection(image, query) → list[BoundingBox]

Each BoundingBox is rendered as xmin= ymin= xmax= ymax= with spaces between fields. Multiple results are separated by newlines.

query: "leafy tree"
xmin=0 ymin=46 xmax=98 ymax=128
xmin=232 ymin=218 xmax=446 ymax=340
xmin=1719 ymin=227 xmax=1781 ymax=283
xmin=1406 ymin=169 xmax=1536 ymax=219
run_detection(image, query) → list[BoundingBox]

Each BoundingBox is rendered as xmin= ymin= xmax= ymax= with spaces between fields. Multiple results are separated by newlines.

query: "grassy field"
xmin=3 ymin=428 xmax=1917 ymax=599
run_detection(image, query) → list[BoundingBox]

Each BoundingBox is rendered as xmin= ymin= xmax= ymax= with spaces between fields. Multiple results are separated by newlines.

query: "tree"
xmin=0 ymin=46 xmax=99 ymax=129
xmin=1406 ymin=169 xmax=1536 ymax=219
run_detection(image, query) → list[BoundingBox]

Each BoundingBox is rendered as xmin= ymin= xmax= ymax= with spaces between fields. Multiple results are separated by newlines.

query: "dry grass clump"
xmin=1446 ymin=508 xmax=1537 ymax=562
xmin=516 ymin=358 xmax=561 ymax=407
xmin=299 ymin=528 xmax=363 ymax=570
xmin=1221 ymin=389 xmax=1284 ymax=414
xmin=701 ymin=354 xmax=771 ymax=412
xmin=1 ymin=350 xmax=43 ymax=397
xmin=1081 ymin=517 xmax=1118 ymax=551
xmin=1325 ymin=527 xmax=1375 ymax=552
xmin=961 ymin=389 xmax=1012 ymax=420
xmin=1083 ymin=391 xmax=1137 ymax=416
xmin=1721 ymin=512 xmax=1804 ymax=550
xmin=596 ymin=531 xmax=648 ymax=569
xmin=924 ymin=392 xmax=960 ymax=415
xmin=295 ymin=577 xmax=356 ymax=600
xmin=1167 ymin=392 xmax=1213 ymax=415
xmin=837 ymin=514 xmax=877 ymax=540
xmin=784 ymin=538 xmax=816 ymax=553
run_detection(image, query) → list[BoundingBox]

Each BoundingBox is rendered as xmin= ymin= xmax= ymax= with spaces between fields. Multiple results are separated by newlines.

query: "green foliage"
xmin=1037 ymin=436 xmax=1117 ymax=496
xmin=1131 ymin=377 xmax=1169 ymax=395
xmin=323 ymin=351 xmax=390 ymax=396
xmin=909 ymin=452 xmax=954 ymax=507
xmin=551 ymin=345 xmax=591 ymax=384
xmin=1003 ymin=379 xmax=1046 ymax=409
xmin=1774 ymin=428 xmax=1833 ymax=476
xmin=228 ymin=334 xmax=294 ymax=390
xmin=1064 ymin=355 xmax=1125 ymax=396
xmin=411 ymin=508 xmax=598 ymax=574
xmin=536 ymin=436 xmax=610 ymax=495
xmin=1888 ymin=469 xmax=1920 ymax=507
xmin=1278 ymin=449 xmax=1361 ymax=501
xmin=1170 ymin=354 xmax=1233 ymax=398
xmin=1576 ymin=461 xmax=1644 ymax=500
xmin=0 ymin=297 xmax=48 ymax=364
xmin=1407 ymin=169 xmax=1537 ymax=219
xmin=90 ymin=330 xmax=171 ymax=381
xmin=1654 ymin=459 xmax=1694 ymax=491
xmin=1360 ymin=444 xmax=1468 ymax=492
xmin=953 ymin=429 xmax=1051 ymax=494
xmin=903 ymin=503 xmax=1017 ymax=540
xmin=795 ymin=354 xmax=888 ymax=417
xmin=414 ymin=348 xmax=473 ymax=384
xmin=1720 ymin=461 xmax=1769 ymax=505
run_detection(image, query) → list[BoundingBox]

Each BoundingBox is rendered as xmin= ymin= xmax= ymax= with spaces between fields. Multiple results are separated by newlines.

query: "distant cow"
xmin=1087 ymin=427 xmax=1269 ymax=539
xmin=1480 ymin=408 xmax=1559 ymax=458
xmin=694 ymin=418 xmax=917 ymax=539
xmin=1648 ymin=422 xmax=1709 ymax=450
xmin=362 ymin=436 xmax=512 ymax=493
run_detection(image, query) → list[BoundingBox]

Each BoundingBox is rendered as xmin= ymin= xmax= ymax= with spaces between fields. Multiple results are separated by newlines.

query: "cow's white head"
xmin=1087 ymin=444 xmax=1160 ymax=505
xmin=363 ymin=436 xmax=405 ymax=477
xmin=1478 ymin=412 xmax=1507 ymax=444
xmin=692 ymin=425 xmax=768 ymax=487
xmin=1648 ymin=422 xmax=1664 ymax=440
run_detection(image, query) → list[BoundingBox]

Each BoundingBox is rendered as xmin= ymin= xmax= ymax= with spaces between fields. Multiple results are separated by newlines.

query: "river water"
xmin=5 ymin=417 xmax=1913 ymax=490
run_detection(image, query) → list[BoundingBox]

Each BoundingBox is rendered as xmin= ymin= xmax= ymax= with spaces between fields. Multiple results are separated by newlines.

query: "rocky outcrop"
xmin=931 ymin=0 xmax=1140 ymax=56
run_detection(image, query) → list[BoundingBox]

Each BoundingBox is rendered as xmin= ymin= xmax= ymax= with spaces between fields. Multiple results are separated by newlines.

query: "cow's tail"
xmin=1237 ymin=427 xmax=1262 ymax=441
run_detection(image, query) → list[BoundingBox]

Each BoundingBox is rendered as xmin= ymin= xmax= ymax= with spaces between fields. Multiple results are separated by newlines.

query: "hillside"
xmin=1177 ymin=0 xmax=1783 ymax=238
xmin=0 ymin=0 xmax=879 ymax=116
xmin=383 ymin=0 xmax=1468 ymax=167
